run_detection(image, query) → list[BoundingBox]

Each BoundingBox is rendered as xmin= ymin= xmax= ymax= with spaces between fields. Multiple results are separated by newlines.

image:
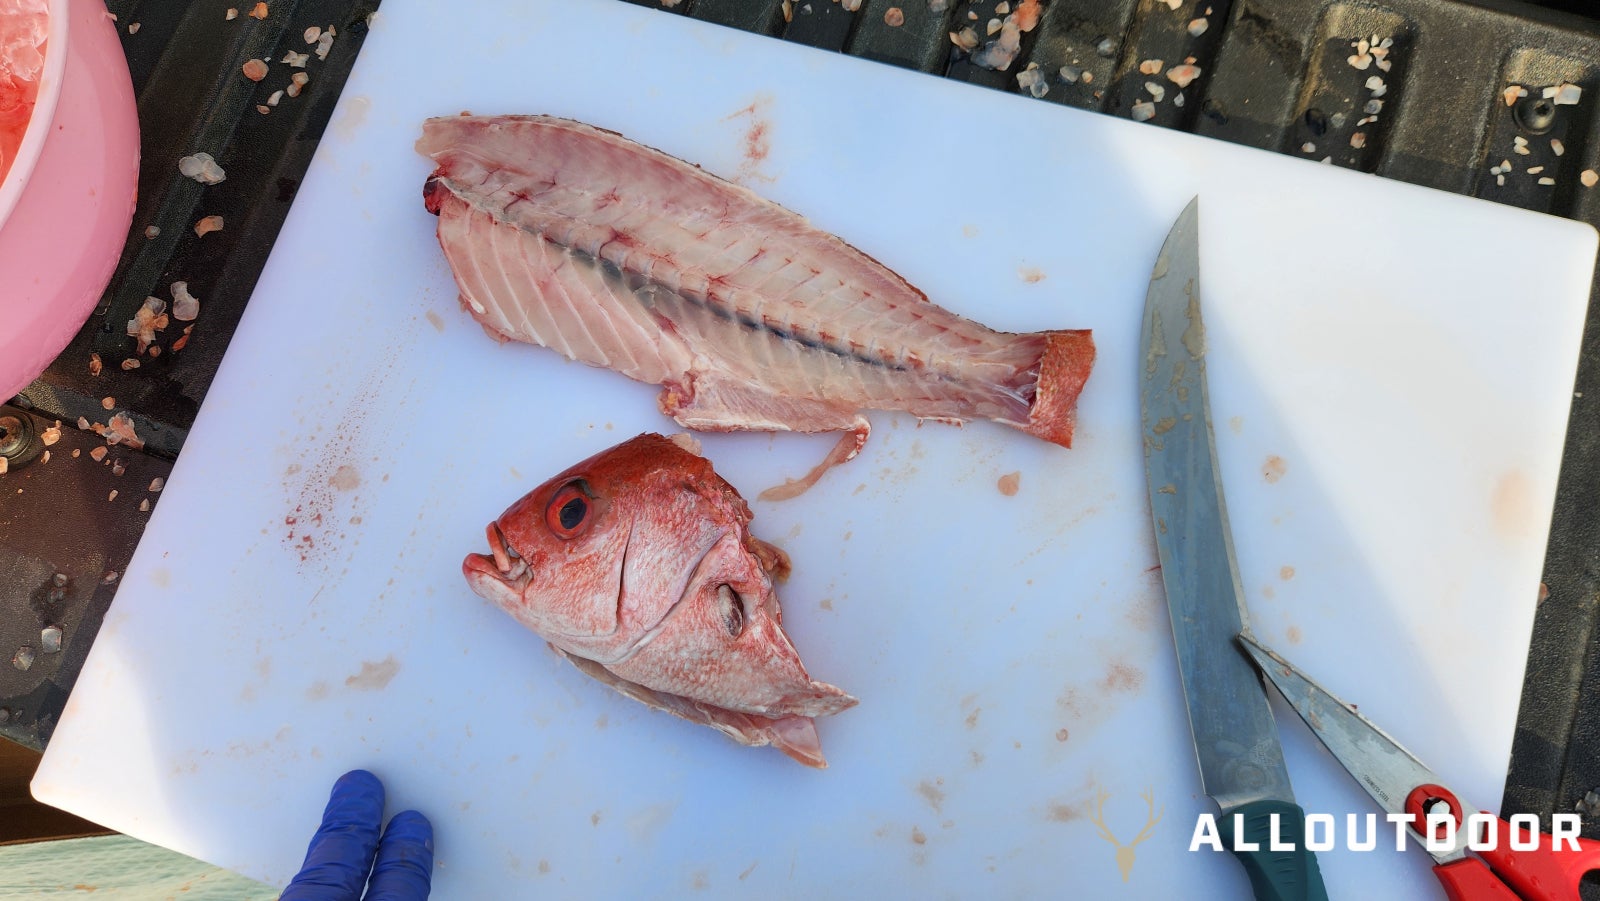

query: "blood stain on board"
xmin=1047 ymin=802 xmax=1082 ymax=822
xmin=724 ymin=94 xmax=775 ymax=185
xmin=965 ymin=707 xmax=982 ymax=730
xmin=425 ymin=310 xmax=446 ymax=332
xmin=1099 ymin=662 xmax=1144 ymax=693
xmin=1262 ymin=455 xmax=1287 ymax=483
xmin=1491 ymin=470 xmax=1535 ymax=538
xmin=1055 ymin=727 xmax=1070 ymax=742
xmin=911 ymin=826 xmax=927 ymax=845
xmin=997 ymin=471 xmax=1021 ymax=496
xmin=345 ymin=655 xmax=400 ymax=690
xmin=305 ymin=681 xmax=329 ymax=700
xmin=1017 ymin=266 xmax=1047 ymax=284
xmin=330 ymin=465 xmax=361 ymax=491
xmin=1279 ymin=565 xmax=1295 ymax=580
xmin=1286 ymin=625 xmax=1303 ymax=644
xmin=916 ymin=780 xmax=946 ymax=813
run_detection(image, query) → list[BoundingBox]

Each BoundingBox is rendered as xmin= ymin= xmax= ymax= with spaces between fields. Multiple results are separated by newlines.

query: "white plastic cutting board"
xmin=35 ymin=1 xmax=1598 ymax=897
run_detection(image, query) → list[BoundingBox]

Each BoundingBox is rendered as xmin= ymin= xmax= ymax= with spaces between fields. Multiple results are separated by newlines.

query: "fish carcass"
xmin=463 ymin=433 xmax=856 ymax=768
xmin=419 ymin=115 xmax=1095 ymax=496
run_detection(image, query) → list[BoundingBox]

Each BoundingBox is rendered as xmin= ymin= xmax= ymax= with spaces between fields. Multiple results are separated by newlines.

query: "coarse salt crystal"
xmin=1173 ymin=93 xmax=1184 ymax=107
xmin=1365 ymin=99 xmax=1383 ymax=115
xmin=1166 ymin=64 xmax=1201 ymax=88
xmin=268 ymin=90 xmax=284 ymax=107
xmin=1350 ymin=132 xmax=1366 ymax=149
xmin=1528 ymin=165 xmax=1544 ymax=174
xmin=104 ymin=412 xmax=143 ymax=449
xmin=987 ymin=17 xmax=1001 ymax=35
xmin=1164 ymin=0 xmax=1180 ymax=9
xmin=257 ymin=104 xmax=270 ymax=114
xmin=108 ymin=490 xmax=118 ymax=502
xmin=1514 ymin=144 xmax=1530 ymax=156
xmin=178 ymin=153 xmax=225 ymax=185
xmin=194 ymin=215 xmax=223 ymax=237
xmin=41 ymin=425 xmax=60 ymax=446
xmin=242 ymin=58 xmax=268 ymax=81
xmin=1347 ymin=53 xmax=1372 ymax=70
xmin=1058 ymin=65 xmax=1082 ymax=83
xmin=1539 ymin=177 xmax=1556 ymax=186
xmin=1553 ymin=83 xmax=1582 ymax=106
xmin=150 ymin=477 xmax=165 ymax=492
xmin=89 ymin=353 xmax=102 ymax=376
xmin=1552 ymin=139 xmax=1565 ymax=156
xmin=995 ymin=1 xmax=1009 ymax=12
xmin=111 ymin=459 xmax=126 ymax=477
xmin=282 ymin=50 xmax=309 ymax=68
xmin=144 ymin=225 xmax=159 ymax=238
xmin=927 ymin=0 xmax=946 ymax=10
xmin=1145 ymin=81 xmax=1165 ymax=102
xmin=121 ymin=358 xmax=139 ymax=370
xmin=884 ymin=6 xmax=903 ymax=26
xmin=304 ymin=25 xmax=321 ymax=43
xmin=841 ymin=0 xmax=860 ymax=11
xmin=101 ymin=397 xmax=114 ymax=410
xmin=128 ymin=22 xmax=139 ymax=33
xmin=314 ymin=30 xmax=334 ymax=60
xmin=40 ymin=450 xmax=48 ymax=464
xmin=1188 ymin=18 xmax=1207 ymax=36
xmin=1139 ymin=59 xmax=1163 ymax=76
xmin=226 ymin=7 xmax=237 ymax=19
xmin=1375 ymin=58 xmax=1391 ymax=72
xmin=1365 ymin=75 xmax=1386 ymax=96
xmin=1301 ymin=142 xmax=1316 ymax=153
xmin=249 ymin=2 xmax=267 ymax=18
xmin=90 ymin=446 xmax=107 ymax=462
xmin=139 ymin=499 xmax=150 ymax=512
xmin=1131 ymin=100 xmax=1156 ymax=122
xmin=77 ymin=417 xmax=89 ymax=431
xmin=1582 ymin=170 xmax=1598 ymax=188
xmin=172 ymin=282 xmax=201 ymax=321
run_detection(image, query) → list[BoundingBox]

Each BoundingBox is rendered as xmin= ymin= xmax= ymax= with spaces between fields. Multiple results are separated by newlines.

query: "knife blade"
xmin=1139 ymin=198 xmax=1328 ymax=900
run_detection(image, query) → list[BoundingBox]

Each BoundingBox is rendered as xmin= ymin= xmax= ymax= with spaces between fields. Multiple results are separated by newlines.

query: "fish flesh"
xmin=419 ymin=115 xmax=1095 ymax=495
xmin=462 ymin=433 xmax=856 ymax=768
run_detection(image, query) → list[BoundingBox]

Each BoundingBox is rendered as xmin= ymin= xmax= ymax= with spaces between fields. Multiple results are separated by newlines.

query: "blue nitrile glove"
xmin=280 ymin=769 xmax=434 ymax=901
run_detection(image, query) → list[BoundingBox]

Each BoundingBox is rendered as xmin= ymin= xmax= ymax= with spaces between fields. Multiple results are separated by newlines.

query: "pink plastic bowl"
xmin=0 ymin=0 xmax=139 ymax=400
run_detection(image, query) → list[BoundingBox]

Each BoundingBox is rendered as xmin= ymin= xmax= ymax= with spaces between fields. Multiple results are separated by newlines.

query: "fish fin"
xmin=768 ymin=716 xmax=828 ymax=769
xmin=1021 ymin=330 xmax=1095 ymax=448
xmin=658 ymin=376 xmax=862 ymax=436
xmin=551 ymin=647 xmax=845 ymax=768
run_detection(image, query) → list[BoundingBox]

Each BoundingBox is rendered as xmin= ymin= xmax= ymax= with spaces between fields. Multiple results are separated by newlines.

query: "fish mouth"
xmin=463 ymin=521 xmax=530 ymax=592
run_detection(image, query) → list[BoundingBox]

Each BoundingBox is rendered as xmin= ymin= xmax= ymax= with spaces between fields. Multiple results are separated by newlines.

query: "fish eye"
xmin=545 ymin=481 xmax=593 ymax=539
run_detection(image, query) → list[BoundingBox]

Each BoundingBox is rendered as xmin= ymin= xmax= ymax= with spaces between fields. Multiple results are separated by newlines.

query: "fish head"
xmin=462 ymin=434 xmax=795 ymax=671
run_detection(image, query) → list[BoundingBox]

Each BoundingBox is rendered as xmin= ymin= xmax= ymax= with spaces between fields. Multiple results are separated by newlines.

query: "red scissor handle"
xmin=1473 ymin=815 xmax=1600 ymax=900
xmin=1434 ymin=858 xmax=1521 ymax=901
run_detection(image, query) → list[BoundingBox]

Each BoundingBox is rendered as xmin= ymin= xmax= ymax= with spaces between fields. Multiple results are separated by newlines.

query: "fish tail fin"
xmin=1021 ymin=330 xmax=1095 ymax=448
xmin=768 ymin=716 xmax=829 ymax=769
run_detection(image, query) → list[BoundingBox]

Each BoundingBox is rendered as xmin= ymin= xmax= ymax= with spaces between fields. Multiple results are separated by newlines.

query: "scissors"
xmin=1237 ymin=633 xmax=1600 ymax=899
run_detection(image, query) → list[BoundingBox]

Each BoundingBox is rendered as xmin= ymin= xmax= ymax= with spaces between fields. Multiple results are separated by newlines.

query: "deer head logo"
xmin=1088 ymin=787 xmax=1164 ymax=882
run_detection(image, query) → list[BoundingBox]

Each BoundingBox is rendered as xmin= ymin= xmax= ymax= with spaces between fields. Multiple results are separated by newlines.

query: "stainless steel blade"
xmin=1140 ymin=198 xmax=1296 ymax=812
xmin=1237 ymin=634 xmax=1471 ymax=864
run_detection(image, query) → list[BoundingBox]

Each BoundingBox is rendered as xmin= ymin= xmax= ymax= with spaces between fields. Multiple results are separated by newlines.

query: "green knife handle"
xmin=1217 ymin=799 xmax=1330 ymax=901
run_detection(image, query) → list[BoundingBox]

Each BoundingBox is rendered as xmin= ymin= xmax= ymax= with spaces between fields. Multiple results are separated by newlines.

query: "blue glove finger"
xmin=365 ymin=809 xmax=434 ymax=901
xmin=281 ymin=770 xmax=386 ymax=901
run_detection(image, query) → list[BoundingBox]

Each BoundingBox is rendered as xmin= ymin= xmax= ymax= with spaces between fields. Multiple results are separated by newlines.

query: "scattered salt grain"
xmin=242 ymin=58 xmax=268 ymax=81
xmin=126 ymin=297 xmax=169 ymax=353
xmin=101 ymin=396 xmax=115 ymax=410
xmin=1188 ymin=18 xmax=1207 ymax=36
xmin=257 ymin=104 xmax=270 ymax=114
xmin=71 ymin=449 xmax=79 ymax=458
xmin=102 ymin=571 xmax=118 ymax=584
xmin=1528 ymin=165 xmax=1545 ymax=174
xmin=12 ymin=648 xmax=32 ymax=672
xmin=1552 ymin=139 xmax=1565 ymax=156
xmin=1364 ymin=99 xmax=1383 ymax=115
xmin=1347 ymin=53 xmax=1372 ymax=71
xmin=1553 ymin=83 xmax=1582 ymax=106
xmin=150 ymin=477 xmax=165 ymax=492
xmin=1166 ymin=64 xmax=1201 ymax=88
xmin=314 ymin=27 xmax=336 ymax=61
xmin=111 ymin=459 xmax=125 ymax=477
xmin=841 ymin=0 xmax=860 ymax=11
xmin=108 ymin=490 xmax=118 ymax=502
xmin=282 ymin=50 xmax=309 ymax=68
xmin=178 ymin=152 xmax=225 ymax=185
xmin=40 ymin=627 xmax=61 ymax=654
xmin=1173 ymin=93 xmax=1184 ymax=107
xmin=143 ymin=225 xmax=159 ymax=238
xmin=1139 ymin=59 xmax=1163 ymax=76
xmin=927 ymin=0 xmax=947 ymax=11
xmin=1145 ymin=81 xmax=1165 ymax=102
xmin=304 ymin=25 xmax=321 ymax=43
xmin=949 ymin=25 xmax=978 ymax=47
xmin=127 ymin=22 xmax=139 ymax=33
xmin=1350 ymin=132 xmax=1366 ymax=149
xmin=1058 ymin=65 xmax=1082 ymax=83
xmin=1131 ymin=100 xmax=1156 ymax=122
xmin=41 ymin=425 xmax=59 ymax=446
xmin=286 ymin=71 xmax=309 ymax=98
xmin=90 ymin=446 xmax=107 ymax=462
xmin=971 ymin=19 xmax=1021 ymax=69
xmin=76 ymin=417 xmax=89 ymax=431
xmin=1163 ymin=0 xmax=1180 ymax=9
xmin=986 ymin=17 xmax=1001 ymax=35
xmin=88 ymin=353 xmax=102 ymax=376
xmin=1096 ymin=37 xmax=1115 ymax=58
xmin=1539 ymin=177 xmax=1557 ymax=186
xmin=139 ymin=498 xmax=150 ymax=512
xmin=249 ymin=2 xmax=267 ymax=19
xmin=1017 ymin=64 xmax=1048 ymax=98
xmin=1582 ymin=170 xmax=1598 ymax=188
xmin=120 ymin=358 xmax=139 ymax=371
xmin=194 ymin=215 xmax=223 ymax=237
xmin=39 ymin=450 xmax=48 ymax=464
xmin=1301 ymin=142 xmax=1316 ymax=153
xmin=995 ymin=1 xmax=1009 ymax=12
xmin=1365 ymin=75 xmax=1386 ymax=97
xmin=171 ymin=282 xmax=201 ymax=321
xmin=268 ymin=90 xmax=283 ymax=107
xmin=225 ymin=7 xmax=237 ymax=19
xmin=104 ymin=412 xmax=143 ymax=449
xmin=884 ymin=6 xmax=903 ymax=26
